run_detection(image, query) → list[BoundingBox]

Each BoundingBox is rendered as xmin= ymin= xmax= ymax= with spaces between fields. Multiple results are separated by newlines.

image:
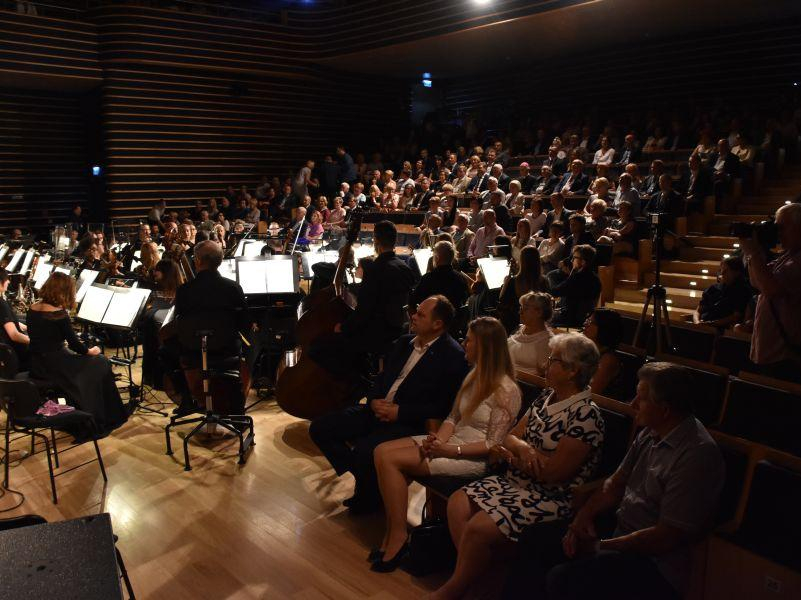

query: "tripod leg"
xmin=182 ymin=418 xmax=208 ymax=471
xmin=661 ymin=296 xmax=675 ymax=352
xmin=634 ymin=288 xmax=654 ymax=348
xmin=653 ymin=297 xmax=663 ymax=355
xmin=165 ymin=419 xmax=174 ymax=455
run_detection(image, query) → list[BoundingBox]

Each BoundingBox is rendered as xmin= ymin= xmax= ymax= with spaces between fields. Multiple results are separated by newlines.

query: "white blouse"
xmin=593 ymin=148 xmax=615 ymax=166
xmin=507 ymin=327 xmax=553 ymax=376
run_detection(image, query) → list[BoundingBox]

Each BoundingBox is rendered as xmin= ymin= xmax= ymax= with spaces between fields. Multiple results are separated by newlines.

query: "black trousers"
xmin=502 ymin=519 xmax=679 ymax=600
xmin=308 ymin=404 xmax=420 ymax=501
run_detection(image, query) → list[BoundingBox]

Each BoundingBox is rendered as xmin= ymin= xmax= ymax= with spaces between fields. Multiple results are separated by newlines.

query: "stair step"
xmin=713 ymin=213 xmax=768 ymax=223
xmin=679 ymin=246 xmax=736 ymax=261
xmin=604 ymin=300 xmax=695 ymax=318
xmin=644 ymin=271 xmax=718 ymax=290
xmin=661 ymin=259 xmax=720 ymax=275
xmin=616 ymin=286 xmax=703 ymax=310
xmin=684 ymin=235 xmax=739 ymax=249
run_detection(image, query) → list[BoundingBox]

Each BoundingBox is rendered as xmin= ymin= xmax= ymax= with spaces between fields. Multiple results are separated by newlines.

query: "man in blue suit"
xmin=309 ymin=295 xmax=470 ymax=513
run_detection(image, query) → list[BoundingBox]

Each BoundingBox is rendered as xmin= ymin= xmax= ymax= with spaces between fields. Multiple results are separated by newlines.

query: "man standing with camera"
xmin=739 ymin=203 xmax=801 ymax=382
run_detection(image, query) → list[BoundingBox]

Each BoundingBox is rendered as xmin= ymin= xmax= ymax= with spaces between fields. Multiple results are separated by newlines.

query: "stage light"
xmin=422 ymin=79 xmax=432 ymax=88
xmin=91 ymin=165 xmax=102 ymax=176
xmin=473 ymin=0 xmax=492 ymax=4
xmin=422 ymin=72 xmax=431 ymax=79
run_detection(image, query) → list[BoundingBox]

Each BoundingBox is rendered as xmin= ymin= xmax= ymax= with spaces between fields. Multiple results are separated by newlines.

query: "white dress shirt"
xmin=385 ymin=336 xmax=439 ymax=403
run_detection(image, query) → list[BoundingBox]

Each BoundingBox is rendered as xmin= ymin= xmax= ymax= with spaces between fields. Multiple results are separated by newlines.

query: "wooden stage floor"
xmin=0 ymin=361 xmax=445 ymax=599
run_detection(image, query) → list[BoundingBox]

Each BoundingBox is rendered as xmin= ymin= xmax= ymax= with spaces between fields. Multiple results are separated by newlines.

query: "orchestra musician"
xmin=159 ymin=241 xmax=250 ymax=416
xmin=27 ymin=273 xmax=128 ymax=437
xmin=0 ymin=268 xmax=30 ymax=370
xmin=140 ymin=258 xmax=185 ymax=389
xmin=309 ymin=220 xmax=416 ymax=389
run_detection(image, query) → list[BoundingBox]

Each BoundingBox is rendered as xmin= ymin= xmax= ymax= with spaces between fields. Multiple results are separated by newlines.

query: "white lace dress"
xmin=413 ymin=376 xmax=521 ymax=477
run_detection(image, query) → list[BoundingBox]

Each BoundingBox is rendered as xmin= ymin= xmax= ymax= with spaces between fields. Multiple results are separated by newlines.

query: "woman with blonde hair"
xmin=134 ymin=240 xmax=160 ymax=286
xmin=371 ymin=317 xmax=521 ymax=572
xmin=431 ymin=332 xmax=604 ymax=599
xmin=27 ymin=273 xmax=127 ymax=435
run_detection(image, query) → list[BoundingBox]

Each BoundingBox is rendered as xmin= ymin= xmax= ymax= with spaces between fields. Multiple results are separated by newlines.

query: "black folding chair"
xmin=0 ymin=378 xmax=107 ymax=504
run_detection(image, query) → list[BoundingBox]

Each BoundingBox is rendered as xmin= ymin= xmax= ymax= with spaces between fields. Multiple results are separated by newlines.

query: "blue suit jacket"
xmin=368 ymin=333 xmax=469 ymax=426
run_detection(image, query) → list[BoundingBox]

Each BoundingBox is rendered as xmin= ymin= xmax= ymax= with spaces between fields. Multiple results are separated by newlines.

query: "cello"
xmin=275 ymin=209 xmax=364 ymax=420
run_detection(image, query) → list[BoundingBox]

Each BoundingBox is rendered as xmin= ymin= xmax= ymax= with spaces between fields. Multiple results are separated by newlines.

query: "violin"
xmin=275 ymin=208 xmax=364 ymax=420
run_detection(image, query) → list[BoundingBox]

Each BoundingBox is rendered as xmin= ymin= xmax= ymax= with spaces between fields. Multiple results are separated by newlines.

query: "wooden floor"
xmin=0 ymin=358 xmax=445 ymax=599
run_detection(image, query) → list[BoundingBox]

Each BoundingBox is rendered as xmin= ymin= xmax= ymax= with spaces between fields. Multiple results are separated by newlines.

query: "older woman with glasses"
xmin=430 ymin=332 xmax=604 ymax=599
xmin=507 ymin=291 xmax=554 ymax=378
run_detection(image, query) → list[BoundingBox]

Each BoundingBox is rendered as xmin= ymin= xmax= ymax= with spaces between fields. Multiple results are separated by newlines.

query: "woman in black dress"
xmin=27 ymin=272 xmax=127 ymax=434
xmin=140 ymin=259 xmax=184 ymax=388
xmin=0 ymin=268 xmax=30 ymax=371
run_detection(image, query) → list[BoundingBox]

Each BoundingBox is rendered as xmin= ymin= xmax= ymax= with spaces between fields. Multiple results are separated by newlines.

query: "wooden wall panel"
xmin=0 ymin=89 xmax=88 ymax=230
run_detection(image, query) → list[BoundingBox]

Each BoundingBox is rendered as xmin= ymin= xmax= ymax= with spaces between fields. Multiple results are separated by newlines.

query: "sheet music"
xmin=242 ymin=240 xmax=267 ymax=257
xmin=5 ymin=248 xmax=24 ymax=273
xmin=76 ymin=269 xmax=100 ymax=303
xmin=301 ymin=251 xmax=338 ymax=277
xmin=0 ymin=246 xmax=8 ymax=262
xmin=32 ymin=262 xmax=54 ymax=290
xmin=161 ymin=305 xmax=176 ymax=329
xmin=237 ymin=261 xmax=268 ymax=294
xmin=77 ymin=286 xmax=114 ymax=323
xmin=20 ymin=250 xmax=35 ymax=274
xmin=354 ymin=244 xmax=375 ymax=261
xmin=54 ymin=266 xmax=71 ymax=276
xmin=478 ymin=257 xmax=510 ymax=290
xmin=413 ymin=248 xmax=433 ymax=275
xmin=219 ymin=259 xmax=237 ymax=281
xmin=265 ymin=259 xmax=295 ymax=294
xmin=102 ymin=289 xmax=150 ymax=328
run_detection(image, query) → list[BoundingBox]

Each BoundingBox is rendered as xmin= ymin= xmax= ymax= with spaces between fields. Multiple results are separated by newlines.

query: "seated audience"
xmin=517 ymin=162 xmax=537 ymax=194
xmin=27 ymin=273 xmax=128 ymax=436
xmin=309 ymin=296 xmax=469 ymax=514
xmin=685 ymin=154 xmax=713 ymax=213
xmin=538 ymin=222 xmax=567 ymax=272
xmin=468 ymin=209 xmax=505 ymax=264
xmin=709 ymin=138 xmax=740 ymax=210
xmin=644 ymin=174 xmax=682 ymax=223
xmin=504 ymin=362 xmax=724 ymax=600
xmin=641 ymin=160 xmax=665 ymax=198
xmin=452 ymin=213 xmax=476 ymax=263
xmin=432 ymin=333 xmax=603 ymax=599
xmin=409 ymin=241 xmax=469 ymax=313
xmin=466 ymin=196 xmax=484 ymax=232
xmin=525 ymin=198 xmax=547 ymax=237
xmin=551 ymin=244 xmax=602 ymax=327
xmin=593 ymin=136 xmax=615 ymax=166
xmin=597 ymin=200 xmax=637 ymax=255
xmin=507 ymin=291 xmax=554 ymax=377
xmin=544 ymin=192 xmax=574 ymax=232
xmin=586 ymin=200 xmax=610 ymax=241
xmin=506 ymin=180 xmax=526 ymax=216
xmin=612 ymin=173 xmax=641 ymax=217
xmin=692 ymin=256 xmax=752 ymax=328
xmin=582 ymin=308 xmax=624 ymax=395
xmin=532 ymin=165 xmax=558 ymax=197
xmin=371 ymin=317 xmax=520 ymax=572
xmin=555 ymin=160 xmax=590 ymax=196
xmin=510 ymin=218 xmax=536 ymax=263
xmin=499 ymin=246 xmax=548 ymax=333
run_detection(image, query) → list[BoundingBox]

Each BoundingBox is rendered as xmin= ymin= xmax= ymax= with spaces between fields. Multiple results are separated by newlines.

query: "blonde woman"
xmin=371 ymin=317 xmax=521 ymax=572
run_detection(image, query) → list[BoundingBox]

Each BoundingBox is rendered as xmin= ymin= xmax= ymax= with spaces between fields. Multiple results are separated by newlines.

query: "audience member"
xmin=538 ymin=222 xmax=567 ymax=272
xmin=556 ymin=160 xmax=590 ymax=196
xmin=468 ymin=209 xmax=505 ymax=263
xmin=310 ymin=296 xmax=469 ymax=514
xmin=551 ymin=244 xmax=602 ymax=327
xmin=507 ymin=291 xmax=554 ymax=377
xmin=525 ymin=198 xmax=548 ymax=237
xmin=693 ymin=256 xmax=753 ymax=328
xmin=432 ymin=333 xmax=603 ymax=599
xmin=582 ymin=308 xmax=624 ymax=395
xmin=371 ymin=317 xmax=520 ymax=572
xmin=409 ymin=241 xmax=469 ymax=313
xmin=0 ymin=268 xmax=30 ymax=370
xmin=498 ymin=246 xmax=548 ymax=333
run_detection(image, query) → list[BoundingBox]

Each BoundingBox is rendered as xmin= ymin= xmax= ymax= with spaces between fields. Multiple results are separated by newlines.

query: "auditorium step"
xmin=644 ymin=271 xmax=718 ymax=290
xmin=679 ymin=246 xmax=736 ymax=261
xmin=683 ymin=235 xmax=740 ymax=249
xmin=603 ymin=300 xmax=695 ymax=319
xmin=616 ymin=286 xmax=703 ymax=310
xmin=660 ymin=259 xmax=721 ymax=276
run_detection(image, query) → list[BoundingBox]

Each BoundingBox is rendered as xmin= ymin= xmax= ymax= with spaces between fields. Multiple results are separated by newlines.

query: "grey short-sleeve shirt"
xmin=614 ymin=417 xmax=724 ymax=593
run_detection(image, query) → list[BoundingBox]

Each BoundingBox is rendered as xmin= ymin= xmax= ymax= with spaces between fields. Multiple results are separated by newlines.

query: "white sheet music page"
xmin=265 ymin=259 xmax=295 ymax=294
xmin=478 ymin=257 xmax=510 ymax=290
xmin=237 ymin=261 xmax=268 ymax=294
xmin=102 ymin=290 xmax=147 ymax=327
xmin=78 ymin=286 xmax=114 ymax=323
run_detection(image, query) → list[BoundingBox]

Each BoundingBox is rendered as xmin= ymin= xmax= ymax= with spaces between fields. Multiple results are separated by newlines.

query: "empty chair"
xmin=712 ymin=334 xmax=755 ymax=374
xmin=655 ymin=355 xmax=728 ymax=426
xmin=666 ymin=322 xmax=716 ymax=363
xmin=725 ymin=460 xmax=801 ymax=571
xmin=718 ymin=376 xmax=801 ymax=456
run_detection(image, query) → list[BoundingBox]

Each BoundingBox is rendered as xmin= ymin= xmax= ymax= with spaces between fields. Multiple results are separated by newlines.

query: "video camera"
xmin=729 ymin=219 xmax=778 ymax=250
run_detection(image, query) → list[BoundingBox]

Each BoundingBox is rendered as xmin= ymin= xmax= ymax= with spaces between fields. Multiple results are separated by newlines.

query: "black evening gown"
xmin=26 ymin=308 xmax=128 ymax=433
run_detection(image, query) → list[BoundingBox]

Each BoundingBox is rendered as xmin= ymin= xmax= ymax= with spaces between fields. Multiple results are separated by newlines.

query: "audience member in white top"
xmin=469 ymin=210 xmax=505 ymax=263
xmin=593 ymin=136 xmax=615 ymax=166
xmin=507 ymin=291 xmax=554 ymax=377
xmin=525 ymin=198 xmax=548 ymax=238
xmin=372 ymin=317 xmax=520 ymax=572
xmin=507 ymin=180 xmax=527 ymax=216
xmin=539 ymin=221 xmax=567 ymax=271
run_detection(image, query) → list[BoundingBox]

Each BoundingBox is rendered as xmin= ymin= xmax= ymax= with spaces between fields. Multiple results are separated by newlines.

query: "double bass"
xmin=275 ymin=209 xmax=364 ymax=420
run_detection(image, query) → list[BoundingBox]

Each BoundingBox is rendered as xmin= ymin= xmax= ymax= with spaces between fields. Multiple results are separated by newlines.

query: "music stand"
xmin=75 ymin=269 xmax=100 ymax=304
xmin=0 ymin=245 xmax=9 ymax=262
xmin=32 ymin=262 xmax=54 ymax=291
xmin=477 ymin=257 xmax=511 ymax=290
xmin=413 ymin=248 xmax=433 ymax=276
xmin=235 ymin=256 xmax=299 ymax=295
xmin=5 ymin=248 xmax=26 ymax=274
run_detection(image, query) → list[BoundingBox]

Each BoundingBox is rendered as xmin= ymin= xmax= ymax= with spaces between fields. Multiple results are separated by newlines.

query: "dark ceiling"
xmin=316 ymin=0 xmax=801 ymax=79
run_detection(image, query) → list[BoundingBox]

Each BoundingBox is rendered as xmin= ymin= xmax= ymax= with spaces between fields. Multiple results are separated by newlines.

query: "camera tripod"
xmin=633 ymin=216 xmax=676 ymax=354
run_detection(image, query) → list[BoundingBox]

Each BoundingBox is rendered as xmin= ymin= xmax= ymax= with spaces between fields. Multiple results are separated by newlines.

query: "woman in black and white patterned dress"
xmin=429 ymin=332 xmax=604 ymax=600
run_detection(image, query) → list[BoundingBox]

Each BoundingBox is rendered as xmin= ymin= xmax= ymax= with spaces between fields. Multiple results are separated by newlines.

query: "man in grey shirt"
xmin=503 ymin=362 xmax=724 ymax=600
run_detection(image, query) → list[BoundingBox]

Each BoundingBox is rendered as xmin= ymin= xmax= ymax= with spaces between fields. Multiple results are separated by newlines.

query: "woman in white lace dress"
xmin=370 ymin=317 xmax=521 ymax=572
xmin=429 ymin=333 xmax=604 ymax=599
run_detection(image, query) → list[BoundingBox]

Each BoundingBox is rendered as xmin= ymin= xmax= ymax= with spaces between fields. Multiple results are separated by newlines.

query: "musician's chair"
xmin=164 ymin=313 xmax=255 ymax=471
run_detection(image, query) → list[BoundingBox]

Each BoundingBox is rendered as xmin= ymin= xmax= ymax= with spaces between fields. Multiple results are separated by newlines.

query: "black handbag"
xmin=405 ymin=515 xmax=457 ymax=577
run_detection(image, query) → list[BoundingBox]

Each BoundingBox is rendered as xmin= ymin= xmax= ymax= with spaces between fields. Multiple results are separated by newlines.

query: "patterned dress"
xmin=463 ymin=389 xmax=605 ymax=541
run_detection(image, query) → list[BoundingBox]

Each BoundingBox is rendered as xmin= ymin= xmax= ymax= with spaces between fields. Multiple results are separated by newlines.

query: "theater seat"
xmin=712 ymin=436 xmax=749 ymax=527
xmin=718 ymin=376 xmax=801 ymax=456
xmin=605 ymin=347 xmax=645 ymax=402
xmin=712 ymin=333 xmax=756 ymax=374
xmin=666 ymin=322 xmax=716 ymax=363
xmin=655 ymin=355 xmax=728 ymax=426
xmin=596 ymin=403 xmax=634 ymax=478
xmin=724 ymin=460 xmax=801 ymax=571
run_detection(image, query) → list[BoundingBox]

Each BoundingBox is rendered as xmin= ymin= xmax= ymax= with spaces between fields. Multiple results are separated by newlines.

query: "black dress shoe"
xmin=172 ymin=403 xmax=197 ymax=417
xmin=367 ymin=548 xmax=384 ymax=563
xmin=370 ymin=543 xmax=409 ymax=573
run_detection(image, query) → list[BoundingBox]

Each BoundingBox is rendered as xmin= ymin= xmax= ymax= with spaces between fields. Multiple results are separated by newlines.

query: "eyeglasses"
xmin=547 ymin=355 xmax=567 ymax=366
